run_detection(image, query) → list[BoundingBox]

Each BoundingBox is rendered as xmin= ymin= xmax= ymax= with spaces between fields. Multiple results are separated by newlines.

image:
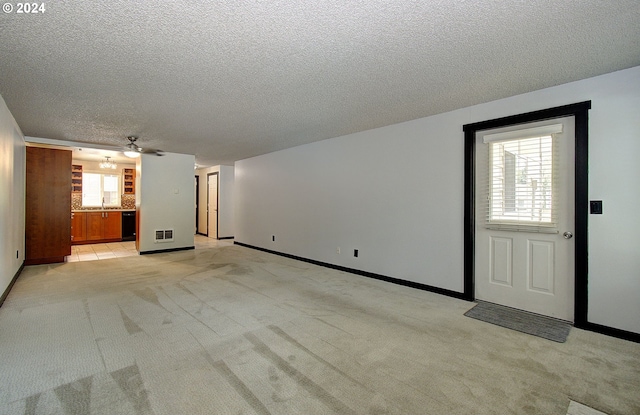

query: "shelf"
xmin=123 ymin=168 xmax=135 ymax=194
xmin=72 ymin=164 xmax=82 ymax=193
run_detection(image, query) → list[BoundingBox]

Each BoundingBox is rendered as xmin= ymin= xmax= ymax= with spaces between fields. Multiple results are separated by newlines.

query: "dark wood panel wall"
xmin=25 ymin=147 xmax=72 ymax=265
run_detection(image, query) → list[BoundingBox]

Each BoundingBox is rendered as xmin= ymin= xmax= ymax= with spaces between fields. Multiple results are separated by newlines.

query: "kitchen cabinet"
xmin=104 ymin=211 xmax=122 ymax=239
xmin=25 ymin=147 xmax=72 ymax=265
xmin=86 ymin=212 xmax=104 ymax=241
xmin=71 ymin=212 xmax=86 ymax=242
xmin=74 ymin=211 xmax=122 ymax=243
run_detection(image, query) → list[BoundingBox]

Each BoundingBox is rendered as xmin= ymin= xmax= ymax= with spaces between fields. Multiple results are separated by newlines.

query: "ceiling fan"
xmin=123 ymin=136 xmax=165 ymax=158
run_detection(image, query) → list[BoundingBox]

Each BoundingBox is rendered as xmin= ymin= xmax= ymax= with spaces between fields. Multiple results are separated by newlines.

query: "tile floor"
xmin=66 ymin=235 xmax=233 ymax=262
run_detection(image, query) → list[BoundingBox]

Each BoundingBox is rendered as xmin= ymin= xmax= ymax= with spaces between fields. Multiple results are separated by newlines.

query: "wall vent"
xmin=154 ymin=229 xmax=174 ymax=243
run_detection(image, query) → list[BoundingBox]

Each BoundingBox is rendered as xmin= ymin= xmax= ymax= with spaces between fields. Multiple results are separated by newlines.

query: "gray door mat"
xmin=464 ymin=301 xmax=572 ymax=343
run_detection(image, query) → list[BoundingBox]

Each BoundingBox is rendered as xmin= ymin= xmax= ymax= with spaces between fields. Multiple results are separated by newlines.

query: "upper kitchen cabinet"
xmin=25 ymin=147 xmax=72 ymax=265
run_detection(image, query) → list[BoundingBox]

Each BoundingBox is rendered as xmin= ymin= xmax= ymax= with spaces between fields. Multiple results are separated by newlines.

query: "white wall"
xmin=235 ymin=66 xmax=640 ymax=335
xmin=218 ymin=165 xmax=235 ymax=238
xmin=195 ymin=165 xmax=235 ymax=238
xmin=0 ymin=94 xmax=25 ymax=297
xmin=586 ymin=71 xmax=640 ymax=333
xmin=138 ymin=153 xmax=196 ymax=253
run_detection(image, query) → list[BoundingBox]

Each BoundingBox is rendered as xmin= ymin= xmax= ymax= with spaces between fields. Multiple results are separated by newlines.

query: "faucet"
xmin=102 ymin=197 xmax=105 ymax=210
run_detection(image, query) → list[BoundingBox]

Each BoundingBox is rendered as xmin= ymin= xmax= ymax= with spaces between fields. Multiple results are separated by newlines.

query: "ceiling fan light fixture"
xmin=123 ymin=136 xmax=163 ymax=157
xmin=124 ymin=136 xmax=141 ymax=158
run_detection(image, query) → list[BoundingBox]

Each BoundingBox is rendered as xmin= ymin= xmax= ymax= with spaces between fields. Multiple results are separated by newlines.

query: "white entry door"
xmin=475 ymin=116 xmax=575 ymax=321
xmin=208 ymin=174 xmax=218 ymax=239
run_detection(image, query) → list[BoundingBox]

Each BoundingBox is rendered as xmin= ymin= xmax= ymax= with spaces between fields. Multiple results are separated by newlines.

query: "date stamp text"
xmin=3 ymin=3 xmax=46 ymax=14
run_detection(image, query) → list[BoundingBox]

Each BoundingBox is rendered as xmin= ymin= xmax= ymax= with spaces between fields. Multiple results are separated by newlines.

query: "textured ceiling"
xmin=1 ymin=1 xmax=639 ymax=166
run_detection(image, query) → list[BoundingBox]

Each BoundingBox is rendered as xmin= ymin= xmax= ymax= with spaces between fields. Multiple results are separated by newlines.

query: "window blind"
xmin=481 ymin=124 xmax=562 ymax=233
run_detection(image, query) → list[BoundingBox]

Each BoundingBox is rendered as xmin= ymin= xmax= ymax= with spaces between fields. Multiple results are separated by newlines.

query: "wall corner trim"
xmin=0 ymin=261 xmax=25 ymax=307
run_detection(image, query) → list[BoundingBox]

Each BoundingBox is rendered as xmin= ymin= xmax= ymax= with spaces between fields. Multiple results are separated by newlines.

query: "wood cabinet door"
xmin=71 ymin=212 xmax=86 ymax=242
xmin=103 ymin=212 xmax=122 ymax=239
xmin=86 ymin=212 xmax=104 ymax=241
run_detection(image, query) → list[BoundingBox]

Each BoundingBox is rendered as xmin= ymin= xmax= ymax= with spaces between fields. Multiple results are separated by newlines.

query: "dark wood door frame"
xmin=463 ymin=101 xmax=591 ymax=328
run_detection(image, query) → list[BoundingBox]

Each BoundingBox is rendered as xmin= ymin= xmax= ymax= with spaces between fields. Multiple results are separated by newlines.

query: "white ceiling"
xmin=1 ymin=1 xmax=639 ymax=167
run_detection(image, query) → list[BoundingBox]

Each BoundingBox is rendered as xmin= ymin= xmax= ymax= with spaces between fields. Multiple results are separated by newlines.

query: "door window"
xmin=483 ymin=123 xmax=562 ymax=232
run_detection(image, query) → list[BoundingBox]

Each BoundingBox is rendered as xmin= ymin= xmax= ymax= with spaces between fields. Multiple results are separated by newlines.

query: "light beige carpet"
xmin=0 ymin=245 xmax=638 ymax=414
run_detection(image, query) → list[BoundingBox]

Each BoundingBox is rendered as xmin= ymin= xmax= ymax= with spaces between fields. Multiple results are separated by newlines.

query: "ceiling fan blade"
xmin=140 ymin=148 xmax=165 ymax=156
xmin=122 ymin=136 xmax=164 ymax=156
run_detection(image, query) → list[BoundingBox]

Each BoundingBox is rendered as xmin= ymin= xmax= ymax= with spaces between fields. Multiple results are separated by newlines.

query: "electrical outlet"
xmin=337 ymin=247 xmax=341 ymax=254
xmin=354 ymin=249 xmax=359 ymax=258
xmin=272 ymin=235 xmax=275 ymax=242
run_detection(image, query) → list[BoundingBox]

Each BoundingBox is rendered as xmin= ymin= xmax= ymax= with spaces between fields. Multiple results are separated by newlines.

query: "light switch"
xmin=590 ymin=200 xmax=602 ymax=214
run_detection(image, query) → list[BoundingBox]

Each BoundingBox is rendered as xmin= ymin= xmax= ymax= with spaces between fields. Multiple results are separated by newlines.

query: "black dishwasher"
xmin=122 ymin=211 xmax=136 ymax=241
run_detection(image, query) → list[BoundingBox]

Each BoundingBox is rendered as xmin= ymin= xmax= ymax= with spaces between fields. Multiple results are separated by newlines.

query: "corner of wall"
xmin=138 ymin=153 xmax=195 ymax=253
xmin=0 ymin=93 xmax=26 ymax=299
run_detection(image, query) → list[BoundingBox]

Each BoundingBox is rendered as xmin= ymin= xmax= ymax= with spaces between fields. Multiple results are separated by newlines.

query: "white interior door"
xmin=208 ymin=174 xmax=218 ymax=239
xmin=475 ymin=116 xmax=575 ymax=321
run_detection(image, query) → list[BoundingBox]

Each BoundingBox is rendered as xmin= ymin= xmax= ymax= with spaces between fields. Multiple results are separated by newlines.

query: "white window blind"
xmin=103 ymin=174 xmax=119 ymax=205
xmin=82 ymin=173 xmax=102 ymax=207
xmin=482 ymin=124 xmax=562 ymax=233
xmin=82 ymin=172 xmax=121 ymax=207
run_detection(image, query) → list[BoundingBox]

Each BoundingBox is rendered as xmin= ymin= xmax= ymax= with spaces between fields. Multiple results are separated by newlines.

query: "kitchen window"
xmin=82 ymin=172 xmax=121 ymax=207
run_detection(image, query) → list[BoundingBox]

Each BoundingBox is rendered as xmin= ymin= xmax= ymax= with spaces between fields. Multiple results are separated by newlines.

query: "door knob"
xmin=563 ymin=231 xmax=573 ymax=239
